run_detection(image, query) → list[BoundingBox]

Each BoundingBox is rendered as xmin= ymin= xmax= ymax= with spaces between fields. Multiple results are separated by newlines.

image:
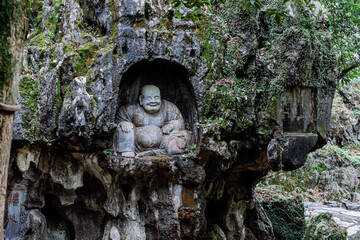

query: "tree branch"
xmin=338 ymin=62 xmax=360 ymax=79
xmin=332 ymin=14 xmax=347 ymax=70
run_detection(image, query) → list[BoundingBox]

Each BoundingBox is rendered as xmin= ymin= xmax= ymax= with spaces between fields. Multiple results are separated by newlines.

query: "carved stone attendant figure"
xmin=113 ymin=85 xmax=190 ymax=157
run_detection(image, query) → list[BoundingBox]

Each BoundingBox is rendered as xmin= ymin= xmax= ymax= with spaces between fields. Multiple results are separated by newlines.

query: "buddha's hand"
xmin=120 ymin=122 xmax=133 ymax=133
xmin=162 ymin=124 xmax=174 ymax=135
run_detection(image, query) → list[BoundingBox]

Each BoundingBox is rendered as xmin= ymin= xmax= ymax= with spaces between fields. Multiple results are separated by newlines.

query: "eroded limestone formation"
xmin=113 ymin=85 xmax=191 ymax=157
xmin=6 ymin=0 xmax=337 ymax=239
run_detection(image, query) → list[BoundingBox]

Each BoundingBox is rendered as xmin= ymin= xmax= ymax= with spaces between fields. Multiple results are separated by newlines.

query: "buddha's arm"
xmin=113 ymin=104 xmax=136 ymax=154
xmin=163 ymin=101 xmax=185 ymax=134
xmin=166 ymin=119 xmax=184 ymax=131
xmin=118 ymin=105 xmax=133 ymax=122
xmin=117 ymin=105 xmax=135 ymax=132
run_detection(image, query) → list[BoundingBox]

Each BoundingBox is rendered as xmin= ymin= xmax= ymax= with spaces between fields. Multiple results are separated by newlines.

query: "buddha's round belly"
xmin=135 ymin=125 xmax=163 ymax=148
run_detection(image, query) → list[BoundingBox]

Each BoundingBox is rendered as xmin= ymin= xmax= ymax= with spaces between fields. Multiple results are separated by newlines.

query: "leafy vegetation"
xmin=312 ymin=162 xmax=328 ymax=174
xmin=319 ymin=0 xmax=360 ymax=84
xmin=320 ymin=142 xmax=360 ymax=167
xmin=203 ymin=79 xmax=251 ymax=133
xmin=262 ymin=197 xmax=306 ymax=240
xmin=174 ymin=0 xmax=360 ymax=83
xmin=0 ymin=0 xmax=30 ymax=96
xmin=304 ymin=212 xmax=347 ymax=240
xmin=0 ymin=0 xmax=13 ymax=93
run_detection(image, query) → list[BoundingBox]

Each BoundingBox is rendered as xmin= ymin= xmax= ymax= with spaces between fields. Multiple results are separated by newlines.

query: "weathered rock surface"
xmin=305 ymin=202 xmax=360 ymax=240
xmin=257 ymin=75 xmax=360 ymax=204
xmin=257 ymin=55 xmax=360 ymax=240
xmin=7 ymin=0 xmax=337 ymax=239
xmin=259 ymin=146 xmax=360 ymax=203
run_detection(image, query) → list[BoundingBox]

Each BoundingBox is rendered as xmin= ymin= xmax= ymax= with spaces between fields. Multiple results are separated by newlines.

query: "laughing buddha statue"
xmin=113 ymin=85 xmax=191 ymax=157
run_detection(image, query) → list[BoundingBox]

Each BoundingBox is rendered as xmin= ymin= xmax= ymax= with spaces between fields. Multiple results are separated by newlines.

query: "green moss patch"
xmin=262 ymin=197 xmax=306 ymax=240
xmin=73 ymin=46 xmax=93 ymax=76
xmin=304 ymin=212 xmax=347 ymax=240
xmin=0 ymin=0 xmax=14 ymax=94
xmin=19 ymin=74 xmax=40 ymax=137
xmin=319 ymin=143 xmax=360 ymax=167
xmin=73 ymin=42 xmax=102 ymax=77
xmin=202 ymin=79 xmax=253 ymax=133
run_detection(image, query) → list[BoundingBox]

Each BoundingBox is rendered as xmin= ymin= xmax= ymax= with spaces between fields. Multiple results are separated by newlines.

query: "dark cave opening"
xmin=121 ymin=184 xmax=131 ymax=201
xmin=42 ymin=194 xmax=76 ymax=240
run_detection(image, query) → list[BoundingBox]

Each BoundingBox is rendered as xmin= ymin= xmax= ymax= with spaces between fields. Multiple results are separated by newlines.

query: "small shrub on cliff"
xmin=303 ymin=212 xmax=347 ymax=240
xmin=320 ymin=143 xmax=360 ymax=167
xmin=261 ymin=197 xmax=306 ymax=240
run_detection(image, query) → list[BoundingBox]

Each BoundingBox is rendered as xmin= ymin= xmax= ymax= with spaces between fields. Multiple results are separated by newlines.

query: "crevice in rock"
xmin=42 ymin=194 xmax=76 ymax=240
xmin=122 ymin=44 xmax=128 ymax=54
xmin=235 ymin=69 xmax=245 ymax=79
xmin=144 ymin=2 xmax=151 ymax=20
xmin=121 ymin=184 xmax=131 ymax=201
xmin=113 ymin=45 xmax=119 ymax=55
xmin=204 ymin=196 xmax=227 ymax=225
xmin=137 ymin=199 xmax=145 ymax=215
xmin=76 ymin=172 xmax=107 ymax=208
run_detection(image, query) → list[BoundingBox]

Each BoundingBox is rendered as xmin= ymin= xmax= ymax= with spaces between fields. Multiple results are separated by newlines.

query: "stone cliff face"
xmin=255 ymin=75 xmax=360 ymax=240
xmin=6 ymin=0 xmax=337 ymax=239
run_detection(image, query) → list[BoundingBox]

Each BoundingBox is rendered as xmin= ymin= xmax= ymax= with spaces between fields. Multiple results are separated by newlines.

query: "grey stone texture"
xmin=8 ymin=0 xmax=337 ymax=239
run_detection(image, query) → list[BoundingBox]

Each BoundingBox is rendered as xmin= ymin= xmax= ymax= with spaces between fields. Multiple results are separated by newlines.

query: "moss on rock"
xmin=262 ymin=197 xmax=306 ymax=240
xmin=303 ymin=212 xmax=347 ymax=240
xmin=0 ymin=0 xmax=13 ymax=94
xmin=19 ymin=74 xmax=41 ymax=138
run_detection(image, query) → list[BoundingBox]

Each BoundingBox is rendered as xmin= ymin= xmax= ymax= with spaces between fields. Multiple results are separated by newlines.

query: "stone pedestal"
xmin=100 ymin=154 xmax=205 ymax=239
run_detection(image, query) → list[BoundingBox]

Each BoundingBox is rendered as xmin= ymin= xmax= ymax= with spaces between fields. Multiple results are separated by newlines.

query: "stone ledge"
xmin=100 ymin=154 xmax=205 ymax=184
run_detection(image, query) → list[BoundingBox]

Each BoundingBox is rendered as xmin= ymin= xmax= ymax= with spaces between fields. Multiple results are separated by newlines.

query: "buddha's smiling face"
xmin=139 ymin=85 xmax=161 ymax=114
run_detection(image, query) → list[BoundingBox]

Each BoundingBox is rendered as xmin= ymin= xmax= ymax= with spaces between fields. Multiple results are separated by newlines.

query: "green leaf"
xmin=173 ymin=1 xmax=181 ymax=8
xmin=183 ymin=2 xmax=193 ymax=8
xmin=254 ymin=0 xmax=263 ymax=9
xmin=265 ymin=9 xmax=277 ymax=17
xmin=279 ymin=11 xmax=288 ymax=18
xmin=203 ymin=0 xmax=211 ymax=5
xmin=274 ymin=13 xmax=281 ymax=24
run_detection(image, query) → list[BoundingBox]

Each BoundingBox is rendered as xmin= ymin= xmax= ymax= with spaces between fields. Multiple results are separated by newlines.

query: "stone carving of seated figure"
xmin=113 ymin=84 xmax=191 ymax=157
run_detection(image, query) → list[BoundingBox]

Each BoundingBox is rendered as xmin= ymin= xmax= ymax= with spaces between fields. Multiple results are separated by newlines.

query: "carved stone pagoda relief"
xmin=113 ymin=60 xmax=198 ymax=157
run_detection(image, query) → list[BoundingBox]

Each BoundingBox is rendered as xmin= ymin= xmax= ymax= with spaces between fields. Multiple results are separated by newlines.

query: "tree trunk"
xmin=0 ymin=0 xmax=29 ymax=238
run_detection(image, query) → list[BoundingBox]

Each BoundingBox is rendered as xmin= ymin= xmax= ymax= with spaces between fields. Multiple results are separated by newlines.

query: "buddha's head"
xmin=139 ymin=85 xmax=162 ymax=114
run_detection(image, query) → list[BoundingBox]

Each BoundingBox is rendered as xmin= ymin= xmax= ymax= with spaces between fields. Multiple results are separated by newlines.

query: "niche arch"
xmin=117 ymin=59 xmax=199 ymax=143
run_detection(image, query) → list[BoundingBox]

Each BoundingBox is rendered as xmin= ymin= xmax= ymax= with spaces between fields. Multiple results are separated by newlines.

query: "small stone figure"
xmin=113 ymin=85 xmax=190 ymax=157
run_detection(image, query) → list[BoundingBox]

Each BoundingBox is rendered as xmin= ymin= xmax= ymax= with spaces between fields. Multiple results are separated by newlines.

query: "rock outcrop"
xmin=6 ymin=0 xmax=337 ymax=239
xmin=256 ymin=52 xmax=360 ymax=240
xmin=257 ymin=78 xmax=360 ymax=203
